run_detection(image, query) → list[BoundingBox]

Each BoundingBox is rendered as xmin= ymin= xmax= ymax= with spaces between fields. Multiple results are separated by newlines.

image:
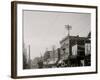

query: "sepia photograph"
xmin=11 ymin=1 xmax=97 ymax=78
xmin=23 ymin=10 xmax=91 ymax=69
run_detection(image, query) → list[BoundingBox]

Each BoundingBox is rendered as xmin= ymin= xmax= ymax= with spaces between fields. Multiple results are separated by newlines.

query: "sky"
xmin=23 ymin=10 xmax=91 ymax=60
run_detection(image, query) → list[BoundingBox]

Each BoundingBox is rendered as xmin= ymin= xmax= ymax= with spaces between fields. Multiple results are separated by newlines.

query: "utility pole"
xmin=65 ymin=24 xmax=72 ymax=36
xmin=65 ymin=24 xmax=72 ymax=57
xmin=52 ymin=45 xmax=55 ymax=61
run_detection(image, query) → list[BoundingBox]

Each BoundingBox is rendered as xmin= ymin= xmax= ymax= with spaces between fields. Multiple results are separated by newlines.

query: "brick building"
xmin=60 ymin=35 xmax=88 ymax=67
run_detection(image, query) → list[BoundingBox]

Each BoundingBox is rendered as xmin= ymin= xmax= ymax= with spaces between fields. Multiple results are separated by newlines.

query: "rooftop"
xmin=60 ymin=35 xmax=87 ymax=44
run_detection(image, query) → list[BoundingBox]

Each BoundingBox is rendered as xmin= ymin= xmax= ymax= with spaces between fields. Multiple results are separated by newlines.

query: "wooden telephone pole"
xmin=65 ymin=24 xmax=72 ymax=36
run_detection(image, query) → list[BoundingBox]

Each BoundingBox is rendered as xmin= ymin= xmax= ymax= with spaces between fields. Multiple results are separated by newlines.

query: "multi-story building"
xmin=60 ymin=35 xmax=87 ymax=66
xmin=84 ymin=32 xmax=91 ymax=66
xmin=43 ymin=48 xmax=61 ymax=68
xmin=71 ymin=39 xmax=85 ymax=66
xmin=42 ymin=32 xmax=91 ymax=67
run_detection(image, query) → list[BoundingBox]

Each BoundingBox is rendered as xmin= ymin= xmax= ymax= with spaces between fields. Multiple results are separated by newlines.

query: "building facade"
xmin=39 ymin=32 xmax=91 ymax=68
xmin=60 ymin=35 xmax=88 ymax=67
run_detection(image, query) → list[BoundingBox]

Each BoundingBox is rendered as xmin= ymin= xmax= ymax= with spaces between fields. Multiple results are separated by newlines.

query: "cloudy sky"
xmin=23 ymin=10 xmax=91 ymax=59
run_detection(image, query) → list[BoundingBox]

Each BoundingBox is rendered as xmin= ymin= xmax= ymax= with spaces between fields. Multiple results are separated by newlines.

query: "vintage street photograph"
xmin=23 ymin=10 xmax=91 ymax=69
